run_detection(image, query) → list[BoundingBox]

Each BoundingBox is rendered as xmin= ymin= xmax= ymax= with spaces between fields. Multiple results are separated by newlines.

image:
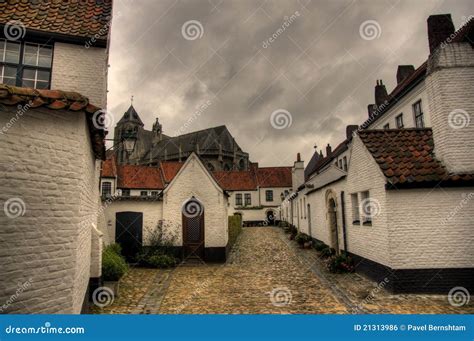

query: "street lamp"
xmin=122 ymin=131 xmax=137 ymax=155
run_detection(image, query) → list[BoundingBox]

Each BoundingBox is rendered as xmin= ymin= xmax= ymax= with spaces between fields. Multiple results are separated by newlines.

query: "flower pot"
xmin=103 ymin=281 xmax=120 ymax=298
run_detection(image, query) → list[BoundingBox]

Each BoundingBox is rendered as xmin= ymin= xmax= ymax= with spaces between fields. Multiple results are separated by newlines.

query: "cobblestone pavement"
xmin=93 ymin=227 xmax=473 ymax=314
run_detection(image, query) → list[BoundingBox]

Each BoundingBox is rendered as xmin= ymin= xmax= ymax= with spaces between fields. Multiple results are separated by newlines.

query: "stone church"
xmin=114 ymin=105 xmax=250 ymax=171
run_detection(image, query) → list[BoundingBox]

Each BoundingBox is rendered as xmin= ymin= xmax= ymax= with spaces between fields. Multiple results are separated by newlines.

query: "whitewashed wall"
xmin=387 ymin=188 xmax=474 ymax=269
xmin=0 ymin=107 xmax=100 ymax=314
xmin=98 ymin=200 xmax=163 ymax=246
xmin=51 ymin=42 xmax=108 ymax=108
xmin=163 ymin=155 xmax=228 ymax=248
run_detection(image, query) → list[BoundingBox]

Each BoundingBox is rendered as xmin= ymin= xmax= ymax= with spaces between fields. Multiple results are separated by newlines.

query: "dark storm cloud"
xmin=108 ymin=0 xmax=474 ymax=166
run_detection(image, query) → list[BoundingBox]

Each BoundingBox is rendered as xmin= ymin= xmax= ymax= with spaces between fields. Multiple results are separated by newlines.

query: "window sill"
xmin=362 ymin=220 xmax=372 ymax=226
xmin=352 ymin=220 xmax=360 ymax=225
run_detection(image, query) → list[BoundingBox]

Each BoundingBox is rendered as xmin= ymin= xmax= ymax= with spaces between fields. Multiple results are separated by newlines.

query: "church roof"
xmin=144 ymin=125 xmax=246 ymax=161
xmin=118 ymin=105 xmax=144 ymax=126
xmin=0 ymin=0 xmax=112 ymax=46
xmin=359 ymin=128 xmax=474 ymax=188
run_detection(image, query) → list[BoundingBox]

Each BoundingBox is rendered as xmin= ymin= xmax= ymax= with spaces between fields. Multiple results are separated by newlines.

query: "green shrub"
xmin=326 ymin=254 xmax=354 ymax=273
xmin=147 ymin=254 xmax=177 ymax=268
xmin=102 ymin=246 xmax=128 ymax=281
xmin=295 ymin=232 xmax=312 ymax=245
xmin=313 ymin=241 xmax=327 ymax=251
xmin=106 ymin=243 xmax=122 ymax=255
xmin=319 ymin=246 xmax=336 ymax=259
xmin=228 ymin=214 xmax=243 ymax=249
xmin=278 ymin=221 xmax=288 ymax=228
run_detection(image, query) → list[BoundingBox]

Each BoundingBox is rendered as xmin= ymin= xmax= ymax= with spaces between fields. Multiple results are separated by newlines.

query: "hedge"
xmin=228 ymin=214 xmax=243 ymax=249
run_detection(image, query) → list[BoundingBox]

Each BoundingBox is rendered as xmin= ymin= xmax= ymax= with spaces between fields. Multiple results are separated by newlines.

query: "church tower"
xmin=114 ymin=103 xmax=144 ymax=164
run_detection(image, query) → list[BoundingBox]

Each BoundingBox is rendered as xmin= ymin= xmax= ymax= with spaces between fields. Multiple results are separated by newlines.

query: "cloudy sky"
xmin=107 ymin=0 xmax=473 ymax=167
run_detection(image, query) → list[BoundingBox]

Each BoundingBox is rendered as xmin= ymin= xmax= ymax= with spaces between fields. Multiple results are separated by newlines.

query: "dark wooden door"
xmin=115 ymin=211 xmax=143 ymax=261
xmin=182 ymin=211 xmax=205 ymax=260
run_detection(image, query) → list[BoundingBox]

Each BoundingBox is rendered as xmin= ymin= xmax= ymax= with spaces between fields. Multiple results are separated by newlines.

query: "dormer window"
xmin=0 ymin=39 xmax=52 ymax=89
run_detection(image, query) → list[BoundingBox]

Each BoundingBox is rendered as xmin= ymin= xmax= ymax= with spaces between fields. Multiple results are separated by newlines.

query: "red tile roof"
xmin=212 ymin=171 xmax=257 ymax=191
xmin=101 ymin=157 xmax=116 ymax=178
xmin=255 ymin=167 xmax=292 ymax=188
xmin=116 ymin=164 xmax=164 ymax=190
xmin=160 ymin=161 xmax=183 ymax=183
xmin=359 ymin=129 xmax=474 ymax=187
xmin=0 ymin=84 xmax=105 ymax=159
xmin=0 ymin=0 xmax=113 ymax=44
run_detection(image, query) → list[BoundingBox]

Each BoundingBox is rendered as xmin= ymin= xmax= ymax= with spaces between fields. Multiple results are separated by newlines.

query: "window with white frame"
xmin=122 ymin=189 xmax=130 ymax=197
xmin=235 ymin=193 xmax=242 ymax=206
xmin=151 ymin=191 xmax=159 ymax=197
xmin=101 ymin=181 xmax=112 ymax=197
xmin=351 ymin=193 xmax=360 ymax=224
xmin=396 ymin=113 xmax=404 ymax=128
xmin=343 ymin=156 xmax=348 ymax=171
xmin=265 ymin=190 xmax=273 ymax=202
xmin=303 ymin=197 xmax=306 ymax=219
xmin=244 ymin=193 xmax=251 ymax=206
xmin=383 ymin=123 xmax=390 ymax=129
xmin=360 ymin=190 xmax=372 ymax=225
xmin=0 ymin=39 xmax=53 ymax=89
xmin=413 ymin=100 xmax=424 ymax=128
xmin=140 ymin=190 xmax=148 ymax=197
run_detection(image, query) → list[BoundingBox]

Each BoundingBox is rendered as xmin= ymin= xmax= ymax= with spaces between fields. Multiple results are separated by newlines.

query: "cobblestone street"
xmin=93 ymin=227 xmax=473 ymax=314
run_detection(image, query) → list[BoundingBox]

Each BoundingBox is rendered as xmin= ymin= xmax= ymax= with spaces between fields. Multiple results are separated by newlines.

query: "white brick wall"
xmin=98 ymin=200 xmax=163 ymax=246
xmin=51 ymin=43 xmax=108 ymax=108
xmin=163 ymin=154 xmax=228 ymax=248
xmin=0 ymin=107 xmax=100 ymax=313
xmin=387 ymin=188 xmax=474 ymax=269
xmin=426 ymin=42 xmax=474 ymax=173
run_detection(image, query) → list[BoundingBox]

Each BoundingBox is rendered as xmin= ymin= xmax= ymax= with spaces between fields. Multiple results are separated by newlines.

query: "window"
xmin=151 ymin=191 xmax=159 ymax=197
xmin=413 ymin=100 xmax=424 ymax=128
xmin=343 ymin=156 xmax=348 ymax=171
xmin=122 ymin=189 xmax=130 ymax=197
xmin=265 ymin=190 xmax=273 ymax=202
xmin=338 ymin=159 xmax=343 ymax=168
xmin=300 ymin=199 xmax=303 ymax=218
xmin=360 ymin=191 xmax=372 ymax=225
xmin=351 ymin=193 xmax=360 ymax=224
xmin=383 ymin=123 xmax=390 ymax=129
xmin=235 ymin=193 xmax=243 ymax=206
xmin=303 ymin=197 xmax=306 ymax=219
xmin=396 ymin=113 xmax=404 ymax=128
xmin=0 ymin=39 xmax=53 ymax=89
xmin=140 ymin=191 xmax=148 ymax=197
xmin=101 ymin=182 xmax=112 ymax=197
xmin=244 ymin=193 xmax=251 ymax=206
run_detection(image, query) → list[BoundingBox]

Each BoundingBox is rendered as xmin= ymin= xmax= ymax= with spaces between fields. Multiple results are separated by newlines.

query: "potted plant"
xmin=102 ymin=244 xmax=128 ymax=297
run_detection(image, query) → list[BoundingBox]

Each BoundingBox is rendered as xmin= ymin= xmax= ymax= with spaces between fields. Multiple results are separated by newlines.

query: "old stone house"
xmin=0 ymin=1 xmax=111 ymax=313
xmin=281 ymin=14 xmax=474 ymax=293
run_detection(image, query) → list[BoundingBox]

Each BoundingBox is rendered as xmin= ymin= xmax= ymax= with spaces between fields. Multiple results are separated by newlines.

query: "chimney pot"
xmin=396 ymin=65 xmax=415 ymax=84
xmin=374 ymin=80 xmax=389 ymax=107
xmin=297 ymin=153 xmax=301 ymax=162
xmin=326 ymin=144 xmax=332 ymax=157
xmin=427 ymin=14 xmax=455 ymax=53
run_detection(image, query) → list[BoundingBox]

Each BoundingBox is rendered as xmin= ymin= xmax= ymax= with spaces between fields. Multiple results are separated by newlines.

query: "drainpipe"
xmin=340 ymin=191 xmax=348 ymax=255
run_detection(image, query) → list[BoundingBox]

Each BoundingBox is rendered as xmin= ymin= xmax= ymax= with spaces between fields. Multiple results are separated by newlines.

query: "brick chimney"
xmin=375 ymin=80 xmax=389 ymax=107
xmin=326 ymin=143 xmax=332 ymax=157
xmin=292 ymin=153 xmax=304 ymax=192
xmin=346 ymin=125 xmax=358 ymax=140
xmin=367 ymin=104 xmax=377 ymax=117
xmin=396 ymin=65 xmax=415 ymax=84
xmin=427 ymin=14 xmax=455 ymax=54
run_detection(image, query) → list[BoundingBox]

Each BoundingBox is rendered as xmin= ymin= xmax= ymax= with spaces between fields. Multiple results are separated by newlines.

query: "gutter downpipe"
xmin=341 ymin=191 xmax=348 ymax=255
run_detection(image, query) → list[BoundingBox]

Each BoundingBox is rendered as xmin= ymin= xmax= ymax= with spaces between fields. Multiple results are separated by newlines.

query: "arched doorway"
xmin=326 ymin=192 xmax=339 ymax=254
xmin=182 ymin=197 xmax=205 ymax=260
xmin=266 ymin=210 xmax=275 ymax=225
